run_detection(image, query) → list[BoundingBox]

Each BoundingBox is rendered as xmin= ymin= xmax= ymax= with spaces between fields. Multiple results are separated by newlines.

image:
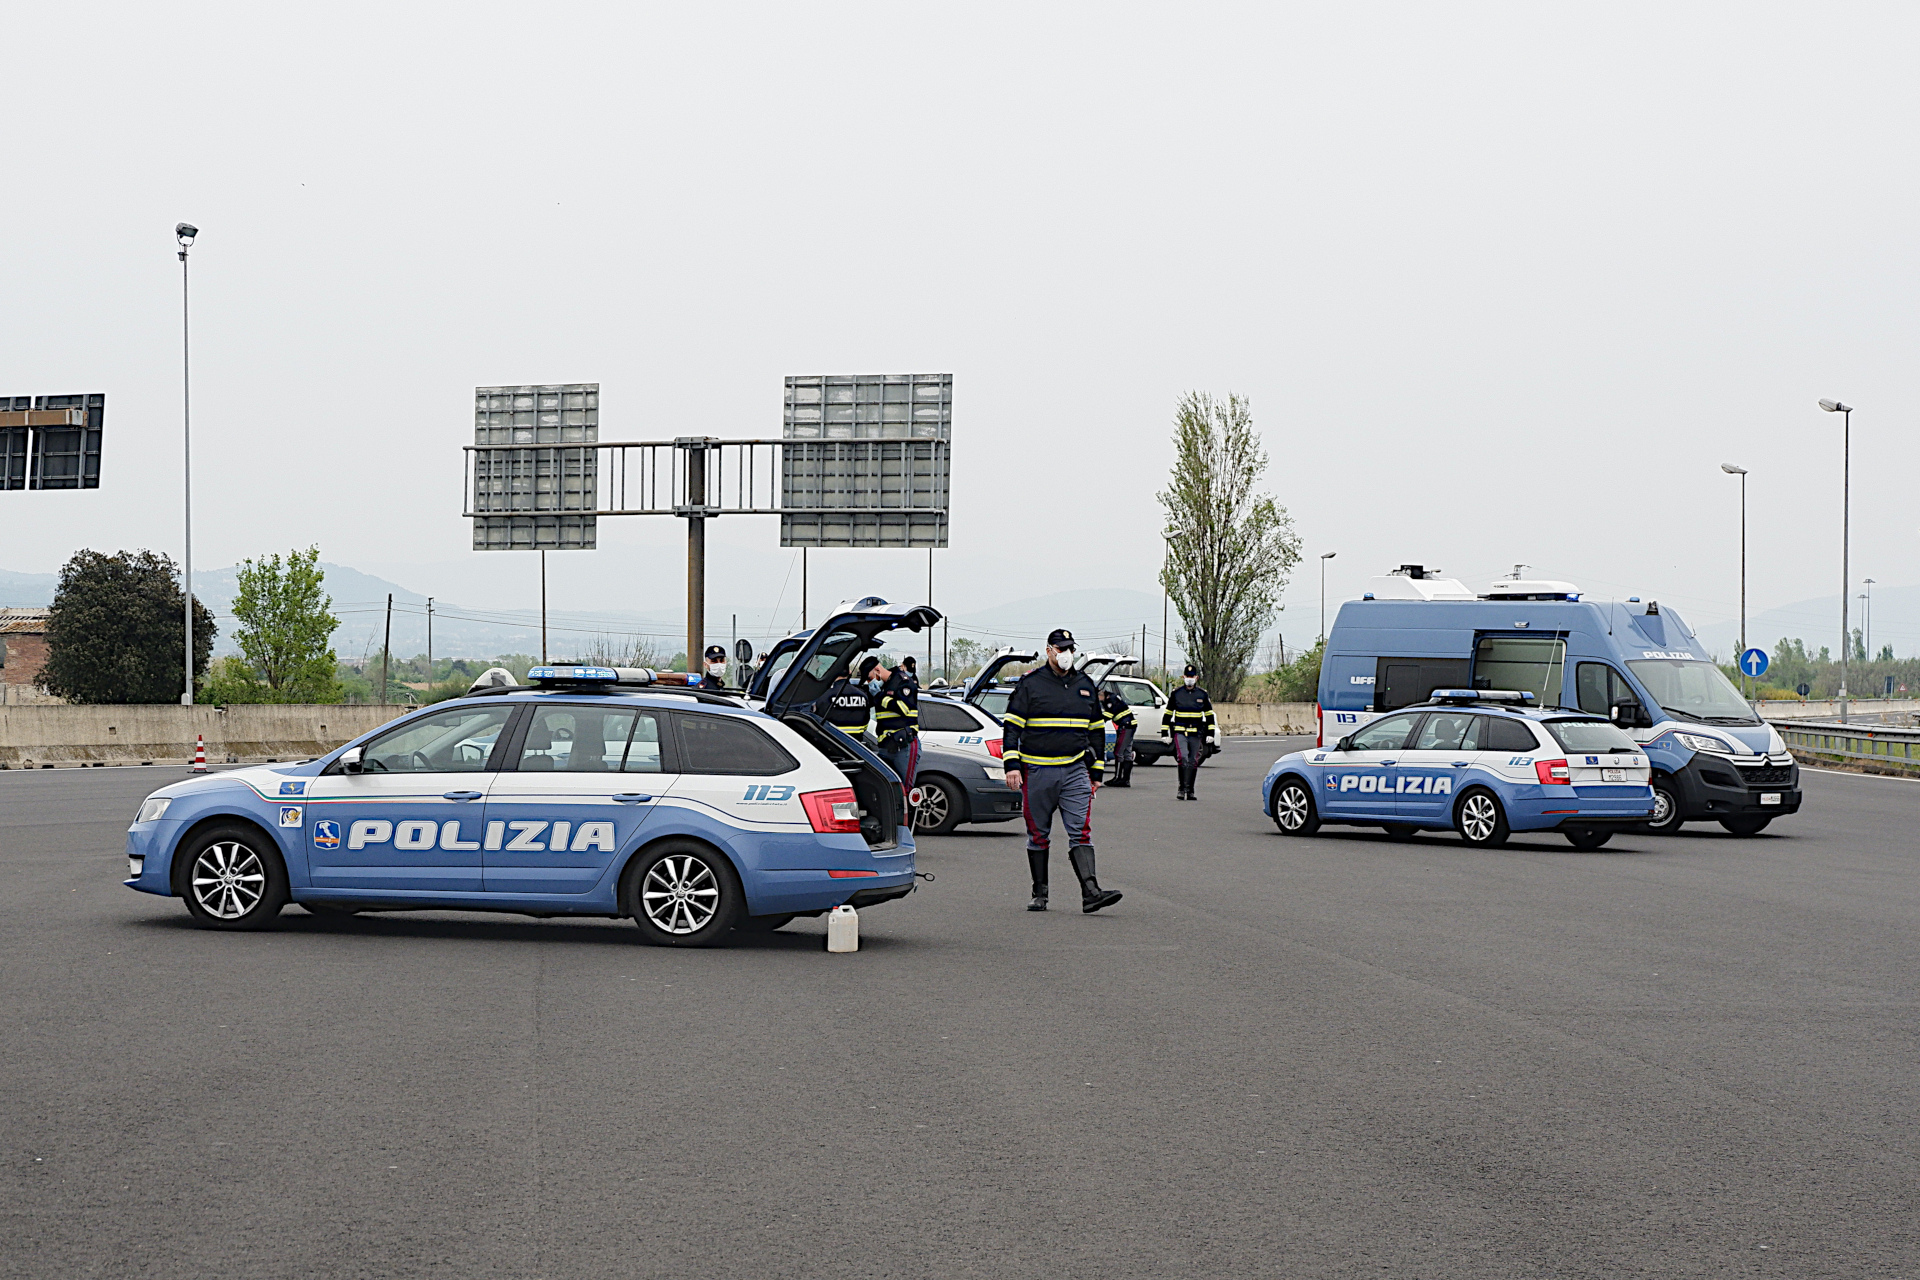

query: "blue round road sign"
xmin=1739 ymin=647 xmax=1769 ymax=678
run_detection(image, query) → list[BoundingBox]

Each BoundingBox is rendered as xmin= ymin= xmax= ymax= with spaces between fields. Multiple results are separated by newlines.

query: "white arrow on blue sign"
xmin=1739 ymin=647 xmax=1769 ymax=677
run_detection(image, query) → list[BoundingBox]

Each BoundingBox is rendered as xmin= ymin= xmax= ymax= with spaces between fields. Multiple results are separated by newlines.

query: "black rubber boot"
xmin=1026 ymin=848 xmax=1049 ymax=911
xmin=1177 ymin=761 xmax=1194 ymax=799
xmin=1115 ymin=759 xmax=1133 ymax=787
xmin=1068 ymin=845 xmax=1122 ymax=914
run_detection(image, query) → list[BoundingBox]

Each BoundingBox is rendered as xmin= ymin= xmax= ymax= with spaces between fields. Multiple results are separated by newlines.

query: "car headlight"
xmin=135 ymin=796 xmax=172 ymax=823
xmin=1674 ymin=733 xmax=1736 ymax=755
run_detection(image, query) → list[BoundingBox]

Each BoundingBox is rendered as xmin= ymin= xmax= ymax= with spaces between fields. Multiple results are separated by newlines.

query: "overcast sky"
xmin=5 ymin=2 xmax=1916 ymax=656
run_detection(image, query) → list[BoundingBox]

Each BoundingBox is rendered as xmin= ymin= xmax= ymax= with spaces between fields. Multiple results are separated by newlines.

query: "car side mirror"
xmin=1333 ymin=736 xmax=1352 ymax=752
xmin=1153 ymin=696 xmax=1166 ymax=708
xmin=338 ymin=746 xmax=364 ymax=774
xmin=1610 ymin=699 xmax=1647 ymax=729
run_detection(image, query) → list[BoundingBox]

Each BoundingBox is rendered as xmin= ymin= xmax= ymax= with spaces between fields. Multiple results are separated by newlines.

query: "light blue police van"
xmin=1308 ymin=566 xmax=1799 ymax=836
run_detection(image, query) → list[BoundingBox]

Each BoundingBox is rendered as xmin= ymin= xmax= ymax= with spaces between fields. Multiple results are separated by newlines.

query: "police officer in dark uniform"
xmin=899 ymin=655 xmax=919 ymax=691
xmin=813 ymin=656 xmax=877 ymax=731
xmin=1100 ymin=684 xmax=1137 ymax=787
xmin=873 ymin=656 xmax=920 ymax=793
xmin=1166 ymin=662 xmax=1217 ymax=801
xmin=698 ymin=644 xmax=729 ymax=690
xmin=1002 ymin=628 xmax=1123 ymax=914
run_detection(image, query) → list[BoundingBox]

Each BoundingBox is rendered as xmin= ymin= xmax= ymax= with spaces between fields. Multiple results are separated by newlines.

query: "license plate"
xmin=1603 ymin=768 xmax=1626 ymax=782
xmin=1760 ymin=792 xmax=1782 ymax=806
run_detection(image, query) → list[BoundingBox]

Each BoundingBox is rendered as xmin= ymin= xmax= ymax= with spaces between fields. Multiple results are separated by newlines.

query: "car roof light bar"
xmin=528 ymin=666 xmax=620 ymax=683
xmin=1428 ymin=689 xmax=1536 ymax=705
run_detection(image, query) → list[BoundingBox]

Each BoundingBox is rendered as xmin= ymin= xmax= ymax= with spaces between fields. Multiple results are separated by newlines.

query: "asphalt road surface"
xmin=3 ymin=743 xmax=1916 ymax=1278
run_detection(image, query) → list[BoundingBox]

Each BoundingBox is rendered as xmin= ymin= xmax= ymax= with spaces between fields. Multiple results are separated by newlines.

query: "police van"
xmin=1316 ymin=567 xmax=1799 ymax=836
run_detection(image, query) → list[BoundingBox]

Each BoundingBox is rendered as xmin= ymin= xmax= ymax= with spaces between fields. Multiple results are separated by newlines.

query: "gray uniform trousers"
xmin=1021 ymin=761 xmax=1094 ymax=853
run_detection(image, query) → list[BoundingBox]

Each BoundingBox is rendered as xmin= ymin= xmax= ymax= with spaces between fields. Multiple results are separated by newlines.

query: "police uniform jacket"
xmin=813 ymin=677 xmax=874 ymax=729
xmin=1003 ymin=665 xmax=1107 ymax=779
xmin=1099 ymin=688 xmax=1135 ymax=730
xmin=1167 ymin=684 xmax=1217 ymax=737
xmin=873 ymin=670 xmax=919 ymax=745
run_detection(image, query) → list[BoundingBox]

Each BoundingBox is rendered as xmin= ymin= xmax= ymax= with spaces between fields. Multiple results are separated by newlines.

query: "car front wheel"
xmin=1455 ymin=789 xmax=1511 ymax=847
xmin=624 ymin=842 xmax=745 ymax=947
xmin=1271 ymin=779 xmax=1320 ymax=836
xmin=178 ymin=824 xmax=288 ymax=930
xmin=1643 ymin=779 xmax=1685 ymax=835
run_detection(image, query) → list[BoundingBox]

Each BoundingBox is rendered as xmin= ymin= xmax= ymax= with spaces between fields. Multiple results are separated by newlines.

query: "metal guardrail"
xmin=1768 ymin=719 xmax=1920 ymax=769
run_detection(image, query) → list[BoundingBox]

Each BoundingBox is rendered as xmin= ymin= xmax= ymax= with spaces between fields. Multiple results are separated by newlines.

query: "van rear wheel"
xmin=1643 ymin=780 xmax=1685 ymax=834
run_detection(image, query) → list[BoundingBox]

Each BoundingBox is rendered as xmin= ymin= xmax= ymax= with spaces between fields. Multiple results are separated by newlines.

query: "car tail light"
xmin=1534 ymin=759 xmax=1571 ymax=785
xmin=986 ymin=738 xmax=1004 ymax=759
xmin=1315 ymin=704 xmax=1324 ymax=748
xmin=801 ymin=788 xmax=863 ymax=834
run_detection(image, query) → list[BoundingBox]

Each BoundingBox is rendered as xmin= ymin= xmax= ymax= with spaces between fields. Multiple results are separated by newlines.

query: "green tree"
xmin=221 ymin=547 xmax=343 ymax=703
xmin=1157 ymin=392 xmax=1301 ymax=703
xmin=1260 ymin=638 xmax=1324 ymax=703
xmin=40 ymin=549 xmax=215 ymax=704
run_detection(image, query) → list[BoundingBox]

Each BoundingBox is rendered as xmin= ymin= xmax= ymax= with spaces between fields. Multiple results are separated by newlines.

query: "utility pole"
xmin=684 ymin=440 xmax=708 ymax=671
xmin=1819 ymin=400 xmax=1852 ymax=722
xmin=426 ymin=597 xmax=434 ymax=685
xmin=540 ymin=550 xmax=548 ymax=664
xmin=927 ymin=547 xmax=934 ymax=675
xmin=801 ymin=547 xmax=807 ymax=630
xmin=176 ymin=223 xmax=198 ymax=705
xmin=381 ymin=593 xmax=392 ymax=705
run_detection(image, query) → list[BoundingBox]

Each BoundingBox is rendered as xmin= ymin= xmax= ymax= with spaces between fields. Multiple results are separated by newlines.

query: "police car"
xmin=123 ymin=603 xmax=940 ymax=945
xmin=1261 ymin=690 xmax=1654 ymax=849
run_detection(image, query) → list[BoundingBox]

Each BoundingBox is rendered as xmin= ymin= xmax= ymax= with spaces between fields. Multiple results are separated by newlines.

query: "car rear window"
xmin=1543 ymin=719 xmax=1640 ymax=753
xmin=1478 ymin=715 xmax=1540 ymax=753
xmin=675 ymin=714 xmax=799 ymax=776
xmin=919 ymin=700 xmax=980 ymax=733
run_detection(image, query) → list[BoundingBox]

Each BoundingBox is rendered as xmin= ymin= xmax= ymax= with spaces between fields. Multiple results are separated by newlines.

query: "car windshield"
xmin=1543 ymin=719 xmax=1641 ymax=753
xmin=1625 ymin=659 xmax=1757 ymax=724
xmin=976 ymin=689 xmax=1010 ymax=720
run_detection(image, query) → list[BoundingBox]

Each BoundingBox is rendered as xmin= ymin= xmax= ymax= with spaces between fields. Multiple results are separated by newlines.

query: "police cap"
xmin=704 ymin=645 xmax=726 ymax=661
xmin=857 ymin=655 xmax=882 ymax=678
xmin=1183 ymin=663 xmax=1198 ymax=677
xmin=901 ymin=655 xmax=917 ymax=671
xmin=1047 ymin=628 xmax=1076 ymax=650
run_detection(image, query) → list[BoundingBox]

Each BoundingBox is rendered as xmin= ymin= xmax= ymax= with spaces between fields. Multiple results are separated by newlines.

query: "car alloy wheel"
xmin=1272 ymin=780 xmax=1319 ymax=836
xmin=1643 ymin=781 xmax=1684 ymax=834
xmin=192 ymin=841 xmax=267 ymax=919
xmin=1455 ymin=790 xmax=1509 ymax=847
xmin=913 ymin=777 xmax=963 ymax=836
xmin=642 ymin=854 xmax=722 ymax=935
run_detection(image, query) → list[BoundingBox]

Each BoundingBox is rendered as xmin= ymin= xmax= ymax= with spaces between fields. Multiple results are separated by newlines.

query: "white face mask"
xmin=1184 ymin=676 xmax=1197 ymax=687
xmin=1052 ymin=650 xmax=1074 ymax=670
xmin=707 ymin=662 xmax=727 ymax=677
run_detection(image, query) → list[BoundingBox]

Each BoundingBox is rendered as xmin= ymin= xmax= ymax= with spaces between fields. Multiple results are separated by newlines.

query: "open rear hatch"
xmin=763 ymin=599 xmax=943 ymax=850
xmin=963 ymin=647 xmax=1037 ymax=706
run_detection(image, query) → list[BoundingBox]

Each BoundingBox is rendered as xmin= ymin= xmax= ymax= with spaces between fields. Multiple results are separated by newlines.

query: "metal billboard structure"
xmin=0 ymin=394 xmax=105 ymax=490
xmin=463 ymin=374 xmax=952 ymax=670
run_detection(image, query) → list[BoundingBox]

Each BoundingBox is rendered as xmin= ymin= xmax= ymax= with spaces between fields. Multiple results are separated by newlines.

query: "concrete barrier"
xmin=1216 ymin=703 xmax=1317 ymax=736
xmin=0 ymin=704 xmax=410 ymax=768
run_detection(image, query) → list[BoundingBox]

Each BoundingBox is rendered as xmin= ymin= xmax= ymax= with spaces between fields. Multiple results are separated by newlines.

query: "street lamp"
xmin=1819 ymin=399 xmax=1852 ymax=721
xmin=1319 ymin=551 xmax=1337 ymax=645
xmin=1160 ymin=527 xmax=1175 ymax=679
xmin=1721 ymin=464 xmax=1747 ymax=697
xmin=1863 ymin=578 xmax=1875 ymax=660
xmin=176 ymin=222 xmax=198 ymax=706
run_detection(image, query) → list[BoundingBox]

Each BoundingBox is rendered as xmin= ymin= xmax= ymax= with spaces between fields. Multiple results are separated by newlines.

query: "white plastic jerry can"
xmin=826 ymin=904 xmax=859 ymax=953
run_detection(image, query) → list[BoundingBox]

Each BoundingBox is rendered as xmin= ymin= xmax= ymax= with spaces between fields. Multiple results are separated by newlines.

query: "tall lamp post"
xmin=1160 ymin=528 xmax=1174 ymax=680
xmin=1721 ymin=464 xmax=1748 ymax=697
xmin=176 ymin=222 xmax=198 ymax=705
xmin=1862 ymin=578 xmax=1875 ymax=661
xmin=1819 ymin=399 xmax=1852 ymax=721
xmin=1319 ymin=551 xmax=1337 ymax=645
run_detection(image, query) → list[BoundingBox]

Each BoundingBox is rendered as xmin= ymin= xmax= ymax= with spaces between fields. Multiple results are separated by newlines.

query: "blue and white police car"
xmin=1262 ymin=690 xmax=1655 ymax=849
xmin=123 ymin=602 xmax=940 ymax=945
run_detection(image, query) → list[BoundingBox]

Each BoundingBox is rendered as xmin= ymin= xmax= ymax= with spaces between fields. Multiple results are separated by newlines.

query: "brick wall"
xmin=1 ymin=634 xmax=49 ymax=687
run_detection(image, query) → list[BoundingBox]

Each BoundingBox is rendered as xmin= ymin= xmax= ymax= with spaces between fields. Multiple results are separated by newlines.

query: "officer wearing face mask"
xmin=814 ymin=655 xmax=878 ymax=731
xmin=1002 ymin=629 xmax=1123 ymax=914
xmin=698 ymin=645 xmax=729 ymax=690
xmin=872 ymin=655 xmax=919 ymax=793
xmin=1100 ymin=684 xmax=1137 ymax=787
xmin=1166 ymin=662 xmax=1217 ymax=801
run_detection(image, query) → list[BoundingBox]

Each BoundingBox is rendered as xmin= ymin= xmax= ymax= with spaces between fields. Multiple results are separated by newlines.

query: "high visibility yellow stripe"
xmin=1014 ymin=751 xmax=1090 ymax=765
xmin=1026 ymin=717 xmax=1098 ymax=729
xmin=1002 ymin=714 xmax=1029 ymax=727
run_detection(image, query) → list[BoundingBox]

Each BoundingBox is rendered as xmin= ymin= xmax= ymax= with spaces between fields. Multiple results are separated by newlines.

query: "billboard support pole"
xmin=682 ymin=439 xmax=709 ymax=673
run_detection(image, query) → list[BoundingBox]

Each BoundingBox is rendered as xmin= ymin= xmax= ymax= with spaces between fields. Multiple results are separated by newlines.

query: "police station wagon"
xmin=123 ymin=602 xmax=940 ymax=945
xmin=1262 ymin=690 xmax=1654 ymax=849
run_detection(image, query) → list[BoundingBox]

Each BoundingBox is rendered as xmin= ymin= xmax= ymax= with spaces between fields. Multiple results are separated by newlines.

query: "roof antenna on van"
xmin=1507 ymin=564 xmax=1530 ymax=579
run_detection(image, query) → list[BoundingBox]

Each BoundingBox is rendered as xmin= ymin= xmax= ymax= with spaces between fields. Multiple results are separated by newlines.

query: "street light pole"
xmin=1721 ymin=464 xmax=1747 ymax=697
xmin=1319 ymin=551 xmax=1337 ymax=645
xmin=175 ymin=223 xmax=198 ymax=704
xmin=1819 ymin=400 xmax=1852 ymax=722
xmin=1863 ymin=578 xmax=1875 ymax=659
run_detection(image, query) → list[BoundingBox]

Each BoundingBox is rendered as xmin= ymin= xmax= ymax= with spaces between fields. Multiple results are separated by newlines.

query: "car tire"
xmin=1382 ymin=824 xmax=1420 ymax=842
xmin=623 ymin=841 xmax=745 ymax=947
xmin=1454 ymin=789 xmax=1511 ymax=848
xmin=1270 ymin=778 xmax=1320 ymax=836
xmin=1719 ymin=816 xmax=1772 ymax=836
xmin=1564 ymin=827 xmax=1614 ymax=850
xmin=735 ymin=913 xmax=797 ymax=934
xmin=177 ymin=823 xmax=288 ymax=930
xmin=1643 ymin=779 xmax=1685 ymax=835
xmin=913 ymin=775 xmax=966 ymax=837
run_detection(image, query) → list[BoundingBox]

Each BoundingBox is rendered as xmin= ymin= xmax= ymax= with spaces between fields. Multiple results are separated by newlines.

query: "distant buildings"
xmin=0 ymin=608 xmax=55 ymax=703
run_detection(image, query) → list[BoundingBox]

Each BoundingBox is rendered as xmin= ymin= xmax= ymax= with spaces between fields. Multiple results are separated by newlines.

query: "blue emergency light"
xmin=528 ymin=666 xmax=619 ymax=683
xmin=1430 ymin=689 xmax=1536 ymax=705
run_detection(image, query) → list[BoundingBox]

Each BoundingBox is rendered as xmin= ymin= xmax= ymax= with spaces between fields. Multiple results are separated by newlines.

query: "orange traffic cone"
xmin=192 ymin=735 xmax=207 ymax=773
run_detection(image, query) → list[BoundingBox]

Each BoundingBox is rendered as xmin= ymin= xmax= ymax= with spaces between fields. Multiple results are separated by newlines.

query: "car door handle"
xmin=1451 ymin=761 xmax=1471 ymax=767
xmin=1380 ymin=760 xmax=1397 ymax=766
xmin=613 ymin=793 xmax=654 ymax=803
xmin=443 ymin=790 xmax=484 ymax=801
